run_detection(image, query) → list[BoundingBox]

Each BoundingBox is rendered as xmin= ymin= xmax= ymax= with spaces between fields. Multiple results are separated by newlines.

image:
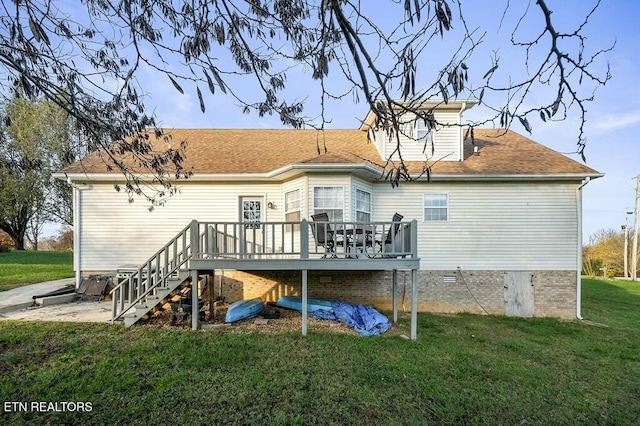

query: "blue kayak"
xmin=225 ymin=297 xmax=264 ymax=323
xmin=275 ymin=296 xmax=333 ymax=313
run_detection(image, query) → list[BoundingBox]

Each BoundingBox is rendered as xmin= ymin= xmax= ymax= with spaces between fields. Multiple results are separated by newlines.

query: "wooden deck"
xmin=192 ymin=219 xmax=419 ymax=264
xmin=112 ymin=219 xmax=421 ymax=338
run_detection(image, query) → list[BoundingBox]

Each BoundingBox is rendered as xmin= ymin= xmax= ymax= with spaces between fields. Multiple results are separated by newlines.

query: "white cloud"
xmin=590 ymin=111 xmax=640 ymax=133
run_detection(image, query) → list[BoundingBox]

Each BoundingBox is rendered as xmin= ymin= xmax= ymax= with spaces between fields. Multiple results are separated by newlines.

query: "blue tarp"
xmin=310 ymin=301 xmax=391 ymax=336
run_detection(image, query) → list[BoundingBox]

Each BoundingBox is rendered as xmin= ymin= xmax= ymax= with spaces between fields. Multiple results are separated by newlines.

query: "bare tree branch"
xmin=0 ymin=0 xmax=612 ymax=196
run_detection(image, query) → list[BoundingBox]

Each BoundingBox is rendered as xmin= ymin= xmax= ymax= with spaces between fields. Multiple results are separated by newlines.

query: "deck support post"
xmin=192 ymin=270 xmax=199 ymax=330
xmin=207 ymin=271 xmax=215 ymax=320
xmin=302 ymin=269 xmax=308 ymax=337
xmin=392 ymin=269 xmax=398 ymax=323
xmin=411 ymin=268 xmax=417 ymax=340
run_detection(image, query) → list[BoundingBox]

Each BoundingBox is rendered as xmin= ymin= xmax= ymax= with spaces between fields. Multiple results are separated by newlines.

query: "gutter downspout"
xmin=68 ymin=178 xmax=82 ymax=289
xmin=576 ymin=177 xmax=591 ymax=320
xmin=459 ymin=102 xmax=466 ymax=161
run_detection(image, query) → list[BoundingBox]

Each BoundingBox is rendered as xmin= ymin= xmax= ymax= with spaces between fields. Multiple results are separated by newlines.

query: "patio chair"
xmin=310 ymin=213 xmax=343 ymax=257
xmin=375 ymin=213 xmax=404 ymax=254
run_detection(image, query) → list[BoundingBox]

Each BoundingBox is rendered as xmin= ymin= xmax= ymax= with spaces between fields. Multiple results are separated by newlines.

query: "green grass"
xmin=0 ymin=278 xmax=638 ymax=425
xmin=0 ymin=250 xmax=73 ymax=291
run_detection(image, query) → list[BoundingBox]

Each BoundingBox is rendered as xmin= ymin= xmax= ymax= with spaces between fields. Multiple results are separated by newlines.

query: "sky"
xmin=43 ymin=0 xmax=640 ymax=240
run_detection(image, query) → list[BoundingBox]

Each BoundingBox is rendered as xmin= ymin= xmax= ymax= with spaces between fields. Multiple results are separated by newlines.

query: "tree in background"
xmin=39 ymin=227 xmax=74 ymax=252
xmin=0 ymin=97 xmax=74 ymax=249
xmin=0 ymin=0 xmax=612 ymax=201
xmin=582 ymin=228 xmax=630 ymax=278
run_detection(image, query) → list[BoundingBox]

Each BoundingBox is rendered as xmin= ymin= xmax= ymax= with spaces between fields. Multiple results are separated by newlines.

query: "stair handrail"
xmin=111 ymin=221 xmax=194 ymax=322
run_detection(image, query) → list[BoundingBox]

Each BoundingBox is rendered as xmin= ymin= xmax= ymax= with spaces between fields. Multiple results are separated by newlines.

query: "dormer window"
xmin=415 ymin=120 xmax=433 ymax=144
xmin=365 ymin=100 xmax=473 ymax=162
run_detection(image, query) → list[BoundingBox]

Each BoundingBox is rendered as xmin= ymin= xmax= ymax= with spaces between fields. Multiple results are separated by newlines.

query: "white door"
xmin=240 ymin=197 xmax=264 ymax=256
xmin=504 ymin=272 xmax=535 ymax=317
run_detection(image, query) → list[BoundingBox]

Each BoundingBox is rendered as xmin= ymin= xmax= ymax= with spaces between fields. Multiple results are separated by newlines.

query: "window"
xmin=424 ymin=194 xmax=448 ymax=221
xmin=355 ymin=189 xmax=372 ymax=222
xmin=284 ymin=189 xmax=301 ymax=222
xmin=242 ymin=199 xmax=262 ymax=229
xmin=313 ymin=186 xmax=344 ymax=221
xmin=415 ymin=120 xmax=433 ymax=146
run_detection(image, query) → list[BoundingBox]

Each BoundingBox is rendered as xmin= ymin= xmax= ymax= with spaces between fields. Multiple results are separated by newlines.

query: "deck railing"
xmin=194 ymin=219 xmax=418 ymax=260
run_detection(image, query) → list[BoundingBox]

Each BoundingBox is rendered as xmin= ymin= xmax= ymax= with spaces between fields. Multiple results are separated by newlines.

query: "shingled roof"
xmin=61 ymin=129 xmax=377 ymax=175
xmin=61 ymin=127 xmax=600 ymax=179
xmin=422 ymin=128 xmax=600 ymax=176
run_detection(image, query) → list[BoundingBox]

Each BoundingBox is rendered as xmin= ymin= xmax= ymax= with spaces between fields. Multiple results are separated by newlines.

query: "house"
xmin=57 ymin=100 xmax=602 ymax=336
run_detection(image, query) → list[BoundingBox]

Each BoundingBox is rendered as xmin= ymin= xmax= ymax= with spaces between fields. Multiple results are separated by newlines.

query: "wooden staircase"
xmin=111 ymin=222 xmax=197 ymax=327
xmin=122 ymin=269 xmax=191 ymax=327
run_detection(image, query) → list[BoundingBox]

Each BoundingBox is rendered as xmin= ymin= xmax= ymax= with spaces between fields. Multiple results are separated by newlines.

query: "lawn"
xmin=0 ymin=278 xmax=638 ymax=425
xmin=0 ymin=251 xmax=74 ymax=291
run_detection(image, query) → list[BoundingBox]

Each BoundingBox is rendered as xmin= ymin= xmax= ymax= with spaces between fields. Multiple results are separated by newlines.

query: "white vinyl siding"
xmin=373 ymin=181 xmax=579 ymax=271
xmin=76 ymin=176 xmax=580 ymax=275
xmin=373 ymin=109 xmax=462 ymax=162
xmin=77 ymin=182 xmax=280 ymax=271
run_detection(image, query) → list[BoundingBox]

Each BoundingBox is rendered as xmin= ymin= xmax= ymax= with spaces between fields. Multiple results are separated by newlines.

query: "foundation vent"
xmin=443 ymin=274 xmax=457 ymax=284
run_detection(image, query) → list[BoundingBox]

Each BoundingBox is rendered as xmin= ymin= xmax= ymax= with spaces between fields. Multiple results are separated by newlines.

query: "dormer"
xmin=360 ymin=99 xmax=477 ymax=162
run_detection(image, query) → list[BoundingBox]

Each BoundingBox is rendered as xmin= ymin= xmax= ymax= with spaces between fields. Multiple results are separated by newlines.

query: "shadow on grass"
xmin=581 ymin=277 xmax=640 ymax=329
xmin=0 ymin=250 xmax=72 ymax=265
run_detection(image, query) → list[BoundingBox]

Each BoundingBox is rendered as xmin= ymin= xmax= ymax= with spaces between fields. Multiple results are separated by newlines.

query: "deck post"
xmin=411 ymin=268 xmax=417 ymax=340
xmin=190 ymin=220 xmax=200 ymax=260
xmin=410 ymin=219 xmax=418 ymax=258
xmin=192 ymin=270 xmax=199 ymax=330
xmin=302 ymin=269 xmax=308 ymax=336
xmin=300 ymin=219 xmax=309 ymax=259
xmin=207 ymin=271 xmax=215 ymax=320
xmin=392 ymin=270 xmax=398 ymax=323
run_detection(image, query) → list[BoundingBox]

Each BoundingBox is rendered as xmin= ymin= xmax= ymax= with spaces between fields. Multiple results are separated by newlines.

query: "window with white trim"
xmin=284 ymin=189 xmax=301 ymax=222
xmin=313 ymin=186 xmax=344 ymax=221
xmin=424 ymin=194 xmax=448 ymax=221
xmin=415 ymin=120 xmax=433 ymax=145
xmin=355 ymin=189 xmax=372 ymax=223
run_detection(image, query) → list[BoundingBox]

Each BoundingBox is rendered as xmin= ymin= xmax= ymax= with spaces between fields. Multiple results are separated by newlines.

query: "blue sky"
xmin=44 ymin=0 xmax=639 ymax=240
xmin=134 ymin=0 xmax=638 ymax=240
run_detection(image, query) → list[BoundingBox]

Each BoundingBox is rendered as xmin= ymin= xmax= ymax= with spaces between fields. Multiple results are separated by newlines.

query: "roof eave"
xmin=420 ymin=172 xmax=605 ymax=181
xmin=53 ymin=163 xmax=384 ymax=183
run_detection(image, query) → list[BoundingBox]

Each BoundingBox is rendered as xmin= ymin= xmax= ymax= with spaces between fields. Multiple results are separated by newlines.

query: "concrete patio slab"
xmin=0 ymin=279 xmax=112 ymax=323
xmin=0 ymin=300 xmax=112 ymax=323
xmin=0 ymin=278 xmax=75 ymax=313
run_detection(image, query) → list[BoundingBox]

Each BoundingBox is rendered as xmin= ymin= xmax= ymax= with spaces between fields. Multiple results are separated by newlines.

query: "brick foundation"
xmin=213 ymin=269 xmax=577 ymax=319
xmin=89 ymin=268 xmax=577 ymax=319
